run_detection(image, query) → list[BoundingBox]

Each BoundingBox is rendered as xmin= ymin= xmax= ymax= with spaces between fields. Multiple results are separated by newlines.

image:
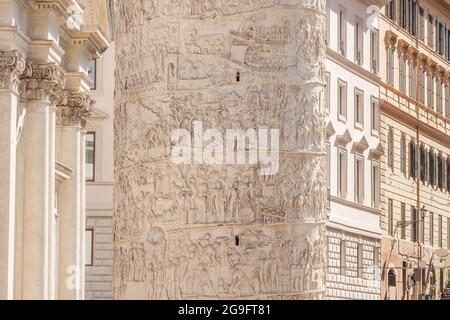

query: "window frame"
xmin=85 ymin=131 xmax=96 ymax=182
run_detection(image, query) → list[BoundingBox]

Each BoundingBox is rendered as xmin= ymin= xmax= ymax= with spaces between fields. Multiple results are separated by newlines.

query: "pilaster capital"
xmin=20 ymin=62 xmax=65 ymax=102
xmin=0 ymin=50 xmax=27 ymax=93
xmin=56 ymin=91 xmax=95 ymax=128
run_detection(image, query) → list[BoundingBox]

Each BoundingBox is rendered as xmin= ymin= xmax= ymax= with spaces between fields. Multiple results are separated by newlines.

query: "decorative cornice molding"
xmin=0 ymin=50 xmax=27 ymax=93
xmin=56 ymin=90 xmax=95 ymax=128
xmin=20 ymin=62 xmax=65 ymax=102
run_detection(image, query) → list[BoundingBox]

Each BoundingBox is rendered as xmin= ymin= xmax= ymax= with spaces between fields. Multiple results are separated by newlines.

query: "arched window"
xmin=388 ymin=269 xmax=397 ymax=287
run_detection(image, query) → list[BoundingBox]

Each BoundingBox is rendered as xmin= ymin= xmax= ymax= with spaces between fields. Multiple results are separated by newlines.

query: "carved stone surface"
xmin=56 ymin=90 xmax=95 ymax=128
xmin=0 ymin=50 xmax=26 ymax=93
xmin=20 ymin=62 xmax=65 ymax=102
xmin=114 ymin=0 xmax=327 ymax=300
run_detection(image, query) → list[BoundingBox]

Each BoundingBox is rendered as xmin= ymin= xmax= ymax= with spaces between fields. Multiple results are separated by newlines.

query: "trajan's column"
xmin=113 ymin=0 xmax=328 ymax=299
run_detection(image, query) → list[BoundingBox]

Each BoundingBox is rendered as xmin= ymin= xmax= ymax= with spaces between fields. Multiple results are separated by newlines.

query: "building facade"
xmin=0 ymin=0 xmax=112 ymax=300
xmin=324 ymin=0 xmax=384 ymax=300
xmin=84 ymin=45 xmax=115 ymax=300
xmin=379 ymin=0 xmax=450 ymax=300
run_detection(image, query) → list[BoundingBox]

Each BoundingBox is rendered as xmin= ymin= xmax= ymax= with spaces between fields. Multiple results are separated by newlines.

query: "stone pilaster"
xmin=0 ymin=50 xmax=26 ymax=300
xmin=113 ymin=1 xmax=328 ymax=300
xmin=55 ymin=90 xmax=94 ymax=300
xmin=18 ymin=61 xmax=65 ymax=299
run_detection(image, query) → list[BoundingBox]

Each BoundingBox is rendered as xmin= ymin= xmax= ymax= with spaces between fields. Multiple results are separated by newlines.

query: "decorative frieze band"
xmin=20 ymin=62 xmax=65 ymax=102
xmin=0 ymin=50 xmax=26 ymax=93
xmin=56 ymin=90 xmax=95 ymax=128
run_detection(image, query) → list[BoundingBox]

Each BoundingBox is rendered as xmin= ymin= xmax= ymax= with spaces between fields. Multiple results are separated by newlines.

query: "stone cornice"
xmin=0 ymin=50 xmax=27 ymax=93
xmin=20 ymin=62 xmax=65 ymax=102
xmin=56 ymin=90 xmax=95 ymax=128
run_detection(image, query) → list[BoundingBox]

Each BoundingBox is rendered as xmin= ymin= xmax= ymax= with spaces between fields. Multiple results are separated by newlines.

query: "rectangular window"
xmin=339 ymin=7 xmax=347 ymax=56
xmin=340 ymin=240 xmax=347 ymax=275
xmin=387 ymin=47 xmax=394 ymax=86
xmin=355 ymin=89 xmax=364 ymax=128
xmin=85 ymin=229 xmax=94 ymax=266
xmin=338 ymin=79 xmax=347 ymax=120
xmin=357 ymin=244 xmax=363 ymax=278
xmin=355 ymin=18 xmax=363 ymax=65
xmin=370 ymin=30 xmax=379 ymax=74
xmin=428 ymin=14 xmax=434 ymax=48
xmin=409 ymin=141 xmax=417 ymax=178
xmin=386 ymin=0 xmax=396 ymax=20
xmin=446 ymin=85 xmax=450 ymax=119
xmin=355 ymin=156 xmax=364 ymax=204
xmin=87 ymin=59 xmax=97 ymax=90
xmin=399 ymin=55 xmax=407 ymax=93
xmin=338 ymin=148 xmax=348 ymax=199
xmin=388 ymin=199 xmax=394 ymax=236
xmin=419 ymin=7 xmax=425 ymax=41
xmin=371 ymin=98 xmax=380 ymax=134
xmin=427 ymin=74 xmax=434 ymax=109
xmin=429 ymin=212 xmax=434 ymax=246
xmin=400 ymin=134 xmax=406 ymax=175
xmin=419 ymin=68 xmax=426 ymax=104
xmin=85 ymin=132 xmax=96 ymax=182
xmin=436 ymin=81 xmax=443 ymax=114
xmin=438 ymin=22 xmax=445 ymax=55
xmin=411 ymin=206 xmax=418 ymax=243
xmin=372 ymin=162 xmax=380 ymax=209
xmin=438 ymin=215 xmax=443 ymax=248
xmin=401 ymin=203 xmax=406 ymax=240
xmin=387 ymin=127 xmax=394 ymax=170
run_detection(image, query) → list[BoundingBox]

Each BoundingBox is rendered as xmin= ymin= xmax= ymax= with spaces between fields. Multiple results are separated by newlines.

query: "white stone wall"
xmin=85 ymin=216 xmax=113 ymax=300
xmin=326 ymin=228 xmax=381 ymax=300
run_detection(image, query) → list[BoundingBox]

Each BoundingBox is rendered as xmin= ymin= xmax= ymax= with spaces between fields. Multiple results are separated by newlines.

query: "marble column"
xmin=114 ymin=1 xmax=328 ymax=299
xmin=56 ymin=92 xmax=93 ymax=300
xmin=0 ymin=50 xmax=25 ymax=300
xmin=19 ymin=62 xmax=65 ymax=299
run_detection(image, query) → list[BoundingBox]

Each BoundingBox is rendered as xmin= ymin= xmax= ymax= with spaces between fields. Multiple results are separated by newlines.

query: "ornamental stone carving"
xmin=56 ymin=90 xmax=95 ymax=128
xmin=20 ymin=62 xmax=65 ymax=102
xmin=113 ymin=0 xmax=328 ymax=300
xmin=0 ymin=50 xmax=26 ymax=93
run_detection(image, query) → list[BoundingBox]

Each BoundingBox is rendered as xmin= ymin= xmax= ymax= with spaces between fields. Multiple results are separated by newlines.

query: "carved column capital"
xmin=56 ymin=91 xmax=95 ymax=128
xmin=0 ymin=50 xmax=27 ymax=93
xmin=20 ymin=62 xmax=65 ymax=102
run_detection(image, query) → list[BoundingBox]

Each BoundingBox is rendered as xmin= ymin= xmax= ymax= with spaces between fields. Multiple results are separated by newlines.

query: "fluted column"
xmin=0 ymin=50 xmax=26 ymax=300
xmin=19 ymin=62 xmax=65 ymax=299
xmin=56 ymin=91 xmax=93 ymax=300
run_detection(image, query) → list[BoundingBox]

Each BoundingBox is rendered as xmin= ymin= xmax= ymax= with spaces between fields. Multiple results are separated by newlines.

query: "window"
xmin=418 ymin=7 xmax=425 ymax=41
xmin=355 ymin=156 xmax=364 ymax=204
xmin=338 ymin=148 xmax=348 ymax=199
xmin=339 ymin=7 xmax=347 ymax=55
xmin=446 ymin=85 xmax=450 ymax=119
xmin=411 ymin=206 xmax=418 ymax=243
xmin=388 ymin=199 xmax=394 ymax=236
xmin=372 ymin=162 xmax=380 ymax=209
xmin=419 ymin=67 xmax=426 ymax=104
xmin=429 ymin=212 xmax=434 ymax=246
xmin=387 ymin=127 xmax=394 ymax=170
xmin=386 ymin=0 xmax=396 ymax=20
xmin=399 ymin=54 xmax=407 ymax=93
xmin=438 ymin=22 xmax=445 ymax=55
xmin=420 ymin=144 xmax=427 ymax=183
xmin=87 ymin=59 xmax=97 ymax=90
xmin=371 ymin=98 xmax=380 ymax=134
xmin=400 ymin=134 xmax=407 ymax=175
xmin=357 ymin=244 xmax=363 ymax=278
xmin=85 ymin=229 xmax=94 ymax=266
xmin=355 ymin=18 xmax=363 ymax=65
xmin=438 ymin=215 xmax=443 ymax=248
xmin=338 ymin=79 xmax=347 ymax=120
xmin=401 ymin=203 xmax=406 ymax=240
xmin=387 ymin=46 xmax=394 ymax=86
xmin=409 ymin=140 xmax=417 ymax=178
xmin=340 ymin=240 xmax=347 ymax=275
xmin=85 ymin=132 xmax=96 ymax=182
xmin=370 ymin=30 xmax=379 ymax=73
xmin=428 ymin=14 xmax=434 ymax=49
xmin=355 ymin=89 xmax=363 ymax=128
xmin=438 ymin=153 xmax=444 ymax=190
xmin=388 ymin=269 xmax=396 ymax=287
xmin=436 ymin=81 xmax=443 ymax=114
xmin=409 ymin=59 xmax=417 ymax=99
xmin=427 ymin=73 xmax=434 ymax=109
xmin=429 ymin=149 xmax=435 ymax=186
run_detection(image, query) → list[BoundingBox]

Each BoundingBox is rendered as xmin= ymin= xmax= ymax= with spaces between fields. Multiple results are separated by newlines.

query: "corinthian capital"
xmin=20 ymin=62 xmax=65 ymax=102
xmin=56 ymin=91 xmax=95 ymax=128
xmin=0 ymin=50 xmax=26 ymax=93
